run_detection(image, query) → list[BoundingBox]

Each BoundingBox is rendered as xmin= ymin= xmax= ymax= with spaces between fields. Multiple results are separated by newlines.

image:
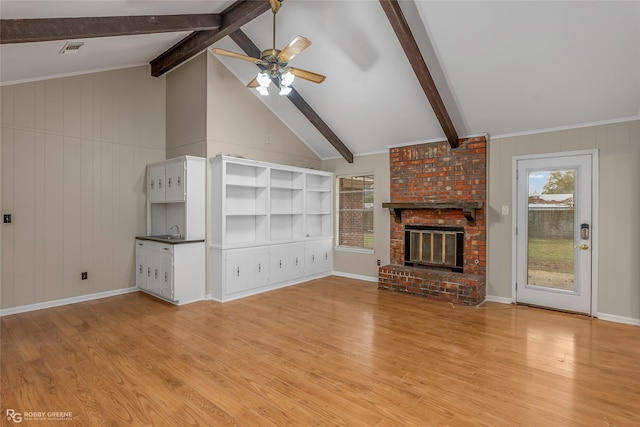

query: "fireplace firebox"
xmin=404 ymin=225 xmax=464 ymax=272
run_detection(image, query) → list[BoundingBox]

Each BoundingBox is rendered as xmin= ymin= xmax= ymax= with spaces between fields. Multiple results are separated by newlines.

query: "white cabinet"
xmin=224 ymin=247 xmax=270 ymax=295
xmin=147 ymin=156 xmax=205 ymax=240
xmin=270 ymin=243 xmax=305 ymax=283
xmin=210 ymin=156 xmax=334 ymax=302
xmin=139 ymin=155 xmax=205 ymax=305
xmin=148 ymin=158 xmax=187 ymax=203
xmin=135 ymin=239 xmax=204 ymax=304
xmin=305 ymin=239 xmax=333 ymax=276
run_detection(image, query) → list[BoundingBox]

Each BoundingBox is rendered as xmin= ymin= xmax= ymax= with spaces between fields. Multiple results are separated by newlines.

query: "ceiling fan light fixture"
xmin=279 ymin=85 xmax=292 ymax=96
xmin=257 ymin=71 xmax=271 ymax=87
xmin=280 ymin=70 xmax=295 ymax=87
xmin=256 ymin=86 xmax=269 ymax=96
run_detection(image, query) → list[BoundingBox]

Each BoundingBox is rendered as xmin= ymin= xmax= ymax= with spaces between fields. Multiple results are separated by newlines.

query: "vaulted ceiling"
xmin=2 ymin=1 xmax=639 ymax=160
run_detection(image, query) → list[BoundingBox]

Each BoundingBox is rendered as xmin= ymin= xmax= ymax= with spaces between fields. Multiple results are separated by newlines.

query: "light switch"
xmin=501 ymin=206 xmax=509 ymax=215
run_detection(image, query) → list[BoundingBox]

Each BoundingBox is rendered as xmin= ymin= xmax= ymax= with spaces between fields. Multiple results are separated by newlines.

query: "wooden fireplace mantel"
xmin=382 ymin=201 xmax=483 ymax=224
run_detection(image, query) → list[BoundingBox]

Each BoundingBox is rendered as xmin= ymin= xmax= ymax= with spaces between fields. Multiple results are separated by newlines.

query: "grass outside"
xmin=528 ymin=237 xmax=574 ymax=274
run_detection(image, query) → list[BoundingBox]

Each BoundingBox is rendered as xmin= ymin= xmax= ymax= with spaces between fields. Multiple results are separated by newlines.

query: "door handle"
xmin=575 ymin=244 xmax=589 ymax=250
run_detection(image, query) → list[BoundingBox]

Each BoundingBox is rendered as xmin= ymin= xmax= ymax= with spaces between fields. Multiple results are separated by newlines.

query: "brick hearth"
xmin=379 ymin=136 xmax=487 ymax=305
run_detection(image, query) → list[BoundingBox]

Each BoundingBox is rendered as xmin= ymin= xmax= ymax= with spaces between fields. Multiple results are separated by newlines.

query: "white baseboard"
xmin=332 ymin=271 xmax=378 ymax=283
xmin=484 ymin=295 xmax=513 ymax=304
xmin=596 ymin=312 xmax=640 ymax=326
xmin=0 ymin=287 xmax=139 ymax=317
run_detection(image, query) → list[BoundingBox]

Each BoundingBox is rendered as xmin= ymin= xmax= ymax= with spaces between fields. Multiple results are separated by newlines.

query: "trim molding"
xmin=332 ymin=271 xmax=378 ymax=283
xmin=0 ymin=287 xmax=138 ymax=317
xmin=484 ymin=295 xmax=513 ymax=304
xmin=596 ymin=312 xmax=640 ymax=326
xmin=491 ymin=116 xmax=640 ymax=140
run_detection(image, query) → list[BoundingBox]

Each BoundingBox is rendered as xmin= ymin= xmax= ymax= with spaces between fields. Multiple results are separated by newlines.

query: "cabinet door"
xmin=305 ymin=240 xmax=333 ymax=276
xmin=165 ymin=160 xmax=186 ymax=202
xmin=147 ymin=252 xmax=162 ymax=295
xmin=136 ymin=254 xmax=147 ymax=289
xmin=135 ymin=241 xmax=147 ymax=289
xmin=160 ymin=252 xmax=174 ymax=300
xmin=148 ymin=164 xmax=165 ymax=202
xmin=270 ymin=243 xmax=305 ymax=283
xmin=225 ymin=247 xmax=269 ymax=294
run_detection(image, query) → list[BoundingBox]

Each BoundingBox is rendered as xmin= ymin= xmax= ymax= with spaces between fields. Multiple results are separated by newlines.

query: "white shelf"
xmin=210 ymin=156 xmax=334 ymax=302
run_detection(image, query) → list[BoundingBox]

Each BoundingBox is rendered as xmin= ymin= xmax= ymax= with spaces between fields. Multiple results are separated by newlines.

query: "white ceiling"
xmin=1 ymin=1 xmax=639 ymax=160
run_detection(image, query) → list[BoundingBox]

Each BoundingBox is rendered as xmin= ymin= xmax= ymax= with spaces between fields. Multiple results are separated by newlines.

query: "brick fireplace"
xmin=378 ymin=136 xmax=486 ymax=305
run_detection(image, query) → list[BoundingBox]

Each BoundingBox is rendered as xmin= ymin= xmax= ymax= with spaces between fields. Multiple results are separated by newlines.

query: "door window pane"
xmin=527 ymin=169 xmax=575 ymax=290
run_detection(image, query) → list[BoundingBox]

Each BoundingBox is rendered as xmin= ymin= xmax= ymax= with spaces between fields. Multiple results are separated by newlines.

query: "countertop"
xmin=136 ymin=235 xmax=205 ymax=245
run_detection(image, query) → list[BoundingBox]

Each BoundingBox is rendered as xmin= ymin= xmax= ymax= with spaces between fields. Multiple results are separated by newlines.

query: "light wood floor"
xmin=2 ymin=276 xmax=639 ymax=426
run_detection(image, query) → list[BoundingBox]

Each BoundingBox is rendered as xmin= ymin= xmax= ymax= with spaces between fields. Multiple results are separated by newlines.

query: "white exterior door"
xmin=514 ymin=151 xmax=596 ymax=314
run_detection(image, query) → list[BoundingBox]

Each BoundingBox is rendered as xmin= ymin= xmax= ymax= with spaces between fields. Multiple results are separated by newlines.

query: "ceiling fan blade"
xmin=278 ymin=36 xmax=312 ymax=62
xmin=290 ymin=67 xmax=326 ymax=84
xmin=246 ymin=76 xmax=260 ymax=88
xmin=211 ymin=48 xmax=260 ymax=64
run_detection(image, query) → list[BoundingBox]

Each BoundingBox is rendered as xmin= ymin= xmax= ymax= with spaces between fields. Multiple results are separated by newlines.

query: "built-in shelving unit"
xmin=209 ymin=156 xmax=334 ymax=302
xmin=136 ymin=156 xmax=206 ymax=305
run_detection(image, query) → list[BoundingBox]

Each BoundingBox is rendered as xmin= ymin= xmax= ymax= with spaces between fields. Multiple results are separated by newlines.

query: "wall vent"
xmin=59 ymin=41 xmax=85 ymax=54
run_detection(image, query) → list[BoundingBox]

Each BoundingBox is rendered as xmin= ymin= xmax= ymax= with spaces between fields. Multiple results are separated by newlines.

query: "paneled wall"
xmin=488 ymin=119 xmax=640 ymax=320
xmin=1 ymin=66 xmax=166 ymax=310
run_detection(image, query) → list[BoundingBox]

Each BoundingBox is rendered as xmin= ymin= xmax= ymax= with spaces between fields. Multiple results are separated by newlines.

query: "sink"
xmin=149 ymin=235 xmax=183 ymax=241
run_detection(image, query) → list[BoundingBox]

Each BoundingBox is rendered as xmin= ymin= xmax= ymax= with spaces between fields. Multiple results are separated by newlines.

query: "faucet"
xmin=169 ymin=225 xmax=181 ymax=238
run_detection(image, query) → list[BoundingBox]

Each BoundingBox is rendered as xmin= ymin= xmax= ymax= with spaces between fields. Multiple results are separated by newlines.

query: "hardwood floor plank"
xmin=2 ymin=277 xmax=640 ymax=425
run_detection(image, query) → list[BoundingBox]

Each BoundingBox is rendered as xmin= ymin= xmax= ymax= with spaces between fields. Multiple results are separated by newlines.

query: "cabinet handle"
xmin=155 ymin=269 xmax=158 ymax=279
xmin=158 ymin=178 xmax=162 ymax=189
xmin=279 ymin=260 xmax=282 ymax=269
xmin=164 ymin=272 xmax=168 ymax=282
xmin=312 ymin=254 xmax=315 ymax=262
xmin=296 ymin=257 xmax=298 ymax=266
xmin=139 ymin=265 xmax=142 ymax=274
xmin=163 ymin=248 xmax=169 ymax=251
xmin=150 ymin=180 xmax=154 ymax=190
xmin=237 ymin=267 xmax=240 ymax=276
xmin=258 ymin=263 xmax=261 ymax=272
xmin=177 ymin=176 xmax=181 ymax=187
xmin=168 ymin=177 xmax=172 ymax=188
xmin=325 ymin=252 xmax=328 ymax=260
xmin=147 ymin=267 xmax=151 ymax=277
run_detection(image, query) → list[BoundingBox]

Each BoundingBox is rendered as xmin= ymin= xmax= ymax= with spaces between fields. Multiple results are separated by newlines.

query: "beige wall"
xmin=206 ymin=53 xmax=321 ymax=169
xmin=0 ymin=66 xmax=166 ymax=309
xmin=488 ymin=119 xmax=640 ymax=319
xmin=166 ymin=54 xmax=207 ymax=159
xmin=323 ymin=152 xmax=390 ymax=279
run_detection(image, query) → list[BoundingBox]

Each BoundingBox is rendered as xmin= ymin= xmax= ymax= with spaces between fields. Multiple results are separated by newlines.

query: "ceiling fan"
xmin=211 ymin=0 xmax=326 ymax=96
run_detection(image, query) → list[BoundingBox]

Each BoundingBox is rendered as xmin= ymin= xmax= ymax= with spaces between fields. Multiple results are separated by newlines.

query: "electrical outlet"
xmin=377 ymin=259 xmax=381 ymax=266
xmin=81 ymin=272 xmax=88 ymax=280
xmin=501 ymin=205 xmax=509 ymax=215
xmin=3 ymin=214 xmax=11 ymax=224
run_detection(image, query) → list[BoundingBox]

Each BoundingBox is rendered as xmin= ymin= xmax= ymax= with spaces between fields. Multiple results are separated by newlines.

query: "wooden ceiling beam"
xmin=379 ymin=0 xmax=459 ymax=149
xmin=150 ymin=0 xmax=271 ymax=77
xmin=229 ymin=30 xmax=354 ymax=163
xmin=0 ymin=14 xmax=221 ymax=44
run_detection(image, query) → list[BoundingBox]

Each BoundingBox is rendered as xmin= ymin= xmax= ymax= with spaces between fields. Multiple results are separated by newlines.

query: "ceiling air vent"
xmin=58 ymin=41 xmax=85 ymax=54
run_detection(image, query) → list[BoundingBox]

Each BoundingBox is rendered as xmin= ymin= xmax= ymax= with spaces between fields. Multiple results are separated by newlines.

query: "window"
xmin=337 ymin=175 xmax=374 ymax=250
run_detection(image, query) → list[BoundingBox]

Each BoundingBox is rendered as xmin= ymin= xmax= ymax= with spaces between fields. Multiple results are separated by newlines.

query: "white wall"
xmin=0 ymin=66 xmax=166 ymax=309
xmin=323 ymin=152 xmax=390 ymax=280
xmin=488 ymin=119 xmax=640 ymax=320
xmin=166 ymin=54 xmax=207 ymax=159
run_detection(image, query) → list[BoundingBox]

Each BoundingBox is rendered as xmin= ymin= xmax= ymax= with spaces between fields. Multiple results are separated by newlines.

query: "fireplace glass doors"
xmin=404 ymin=226 xmax=464 ymax=272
